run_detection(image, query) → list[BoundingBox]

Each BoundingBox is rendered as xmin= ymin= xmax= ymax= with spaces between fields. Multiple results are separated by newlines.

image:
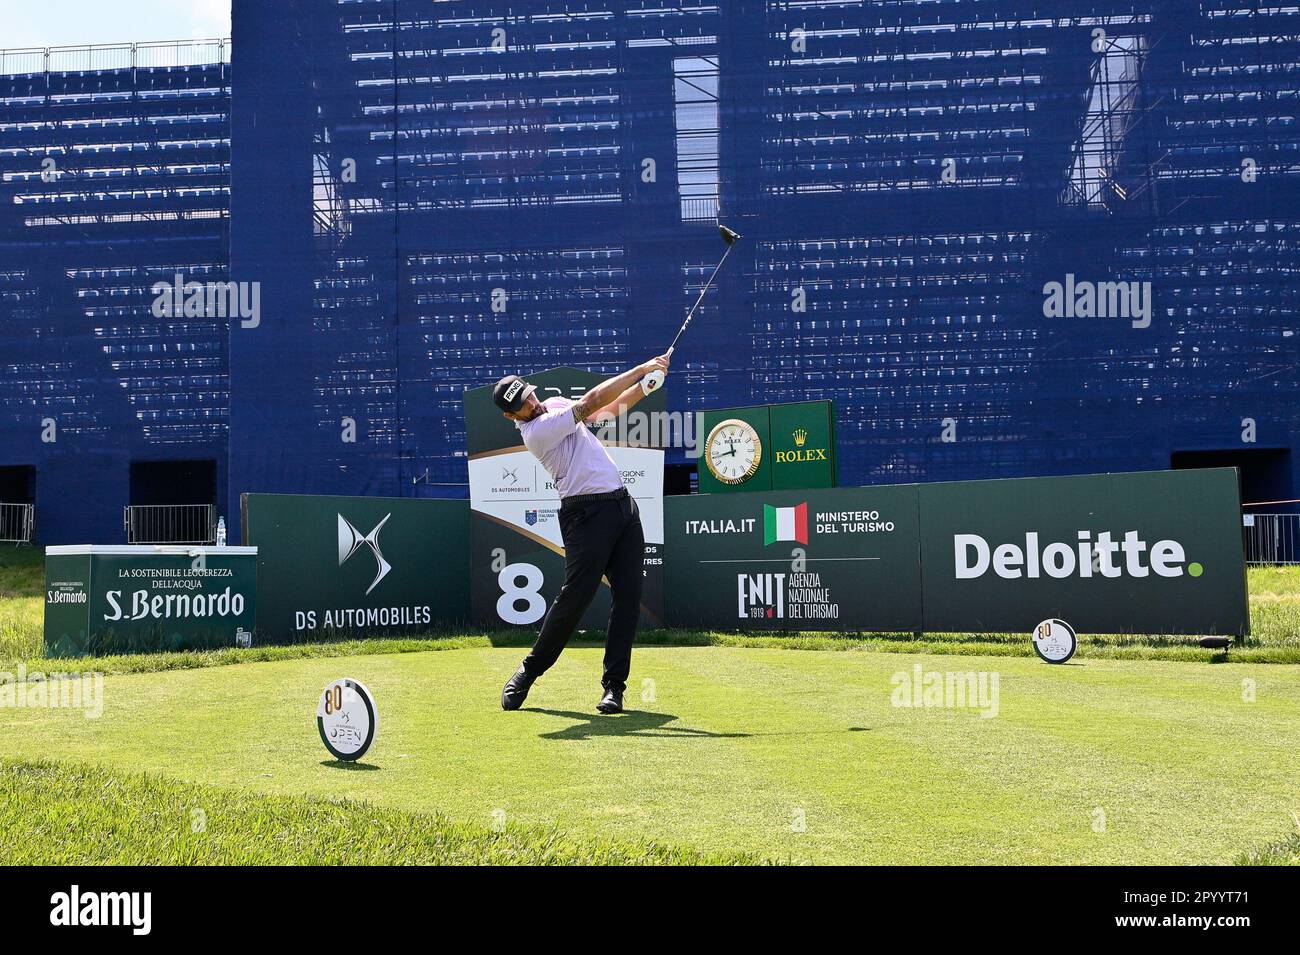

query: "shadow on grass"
xmin=527 ymin=707 xmax=873 ymax=743
xmin=526 ymin=708 xmax=751 ymax=741
xmin=319 ymin=760 xmax=382 ymax=771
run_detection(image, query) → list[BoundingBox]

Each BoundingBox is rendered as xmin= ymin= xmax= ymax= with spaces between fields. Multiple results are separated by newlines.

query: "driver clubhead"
xmin=719 ymin=224 xmax=741 ymax=246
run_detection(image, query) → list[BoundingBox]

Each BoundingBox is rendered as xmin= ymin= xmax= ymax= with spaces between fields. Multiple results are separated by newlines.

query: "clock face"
xmin=705 ymin=418 xmax=762 ymax=485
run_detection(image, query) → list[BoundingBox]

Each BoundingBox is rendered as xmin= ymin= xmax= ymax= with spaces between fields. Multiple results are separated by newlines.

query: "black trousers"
xmin=522 ymin=491 xmax=644 ymax=692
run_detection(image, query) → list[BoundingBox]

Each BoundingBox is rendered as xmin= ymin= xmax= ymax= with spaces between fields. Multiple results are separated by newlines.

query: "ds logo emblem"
xmin=337 ymin=513 xmax=393 ymax=594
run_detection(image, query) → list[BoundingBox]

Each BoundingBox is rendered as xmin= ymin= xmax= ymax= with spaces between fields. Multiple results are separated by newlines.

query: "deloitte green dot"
xmin=1188 ymin=562 xmax=1204 ymax=577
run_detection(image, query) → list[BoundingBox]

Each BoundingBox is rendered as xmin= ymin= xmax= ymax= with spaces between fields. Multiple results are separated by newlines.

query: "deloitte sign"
xmin=920 ymin=469 xmax=1247 ymax=636
xmin=669 ymin=468 xmax=1247 ymax=636
xmin=954 ymin=531 xmax=1201 ymax=581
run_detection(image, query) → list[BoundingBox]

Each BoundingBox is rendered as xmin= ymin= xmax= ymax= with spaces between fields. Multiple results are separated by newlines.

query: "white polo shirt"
xmin=517 ymin=397 xmax=623 ymax=500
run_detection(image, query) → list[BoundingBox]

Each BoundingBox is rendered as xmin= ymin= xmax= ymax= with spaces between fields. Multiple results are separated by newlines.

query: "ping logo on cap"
xmin=503 ymin=379 xmax=525 ymax=403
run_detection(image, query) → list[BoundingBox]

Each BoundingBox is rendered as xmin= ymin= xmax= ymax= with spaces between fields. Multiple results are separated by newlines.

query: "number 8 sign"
xmin=496 ymin=561 xmax=547 ymax=624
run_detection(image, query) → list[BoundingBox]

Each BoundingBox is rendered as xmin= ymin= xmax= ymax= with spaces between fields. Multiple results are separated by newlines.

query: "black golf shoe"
xmin=596 ymin=686 xmax=624 ymax=714
xmin=501 ymin=665 xmax=535 ymax=711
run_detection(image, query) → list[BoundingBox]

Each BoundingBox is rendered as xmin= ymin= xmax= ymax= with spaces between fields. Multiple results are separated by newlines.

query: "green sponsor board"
xmin=44 ymin=546 xmax=258 ymax=657
xmin=918 ymin=468 xmax=1250 ymax=636
xmin=698 ymin=401 xmax=837 ymax=494
xmin=242 ymin=493 xmax=470 ymax=642
xmin=43 ymin=552 xmax=92 ymax=657
xmin=664 ymin=468 xmax=1248 ymax=636
xmin=665 ymin=486 xmax=923 ymax=631
xmin=770 ymin=400 xmax=837 ymax=490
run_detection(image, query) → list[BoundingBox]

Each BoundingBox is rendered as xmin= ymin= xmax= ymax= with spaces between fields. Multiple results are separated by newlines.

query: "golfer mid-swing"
xmin=494 ymin=354 xmax=670 ymax=714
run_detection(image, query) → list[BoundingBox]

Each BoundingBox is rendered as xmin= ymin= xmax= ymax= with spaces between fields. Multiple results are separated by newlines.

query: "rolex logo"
xmin=338 ymin=513 xmax=392 ymax=595
xmin=776 ymin=428 xmax=827 ymax=464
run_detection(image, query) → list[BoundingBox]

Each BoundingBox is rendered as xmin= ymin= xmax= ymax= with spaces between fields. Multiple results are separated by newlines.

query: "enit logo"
xmin=738 ymin=573 xmax=786 ymax=619
xmin=338 ymin=513 xmax=393 ymax=595
xmin=954 ymin=531 xmax=1202 ymax=580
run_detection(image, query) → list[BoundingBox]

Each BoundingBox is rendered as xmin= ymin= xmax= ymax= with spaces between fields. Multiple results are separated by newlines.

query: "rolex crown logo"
xmin=792 ymin=428 xmax=807 ymax=447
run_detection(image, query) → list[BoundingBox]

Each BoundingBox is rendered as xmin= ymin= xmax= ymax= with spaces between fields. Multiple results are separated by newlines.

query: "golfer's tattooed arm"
xmin=589 ymin=383 xmax=646 ymax=425
xmin=572 ymin=356 xmax=667 ymax=423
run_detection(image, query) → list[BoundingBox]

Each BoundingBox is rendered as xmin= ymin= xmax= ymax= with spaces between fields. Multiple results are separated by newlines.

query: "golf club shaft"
xmin=667 ymin=242 xmax=735 ymax=356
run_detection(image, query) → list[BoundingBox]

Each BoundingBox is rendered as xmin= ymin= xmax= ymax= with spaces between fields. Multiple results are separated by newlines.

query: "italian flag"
xmin=764 ymin=502 xmax=808 ymax=546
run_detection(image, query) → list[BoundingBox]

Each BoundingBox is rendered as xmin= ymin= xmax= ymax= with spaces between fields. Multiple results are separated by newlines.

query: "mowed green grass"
xmin=0 ymin=547 xmax=41 ymax=662
xmin=0 ymin=760 xmax=754 ymax=865
xmin=4 ymin=645 xmax=1299 ymax=864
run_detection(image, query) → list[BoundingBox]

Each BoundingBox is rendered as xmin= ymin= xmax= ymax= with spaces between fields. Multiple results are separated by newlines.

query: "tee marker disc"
xmin=1032 ymin=618 xmax=1077 ymax=664
xmin=317 ymin=678 xmax=378 ymax=761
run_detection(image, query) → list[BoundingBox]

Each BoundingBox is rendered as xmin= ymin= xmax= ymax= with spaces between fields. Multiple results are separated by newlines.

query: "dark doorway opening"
xmin=1170 ymin=449 xmax=1292 ymax=507
xmin=0 ymin=465 xmax=35 ymax=504
xmin=126 ymin=460 xmax=218 ymax=544
xmin=129 ymin=460 xmax=217 ymax=506
xmin=0 ymin=465 xmax=36 ymax=543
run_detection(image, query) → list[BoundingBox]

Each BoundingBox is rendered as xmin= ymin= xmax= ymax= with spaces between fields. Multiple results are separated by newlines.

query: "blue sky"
xmin=0 ymin=0 xmax=230 ymax=49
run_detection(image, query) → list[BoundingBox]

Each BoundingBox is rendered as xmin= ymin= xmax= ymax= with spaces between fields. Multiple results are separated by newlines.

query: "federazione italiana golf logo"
xmin=953 ymin=530 xmax=1203 ymax=579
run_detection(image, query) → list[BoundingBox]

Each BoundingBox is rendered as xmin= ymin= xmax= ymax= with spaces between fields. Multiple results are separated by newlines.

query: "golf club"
xmin=642 ymin=224 xmax=741 ymax=394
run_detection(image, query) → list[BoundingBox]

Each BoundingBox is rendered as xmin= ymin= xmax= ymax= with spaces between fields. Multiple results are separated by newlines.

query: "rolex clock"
xmin=705 ymin=418 xmax=763 ymax=486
